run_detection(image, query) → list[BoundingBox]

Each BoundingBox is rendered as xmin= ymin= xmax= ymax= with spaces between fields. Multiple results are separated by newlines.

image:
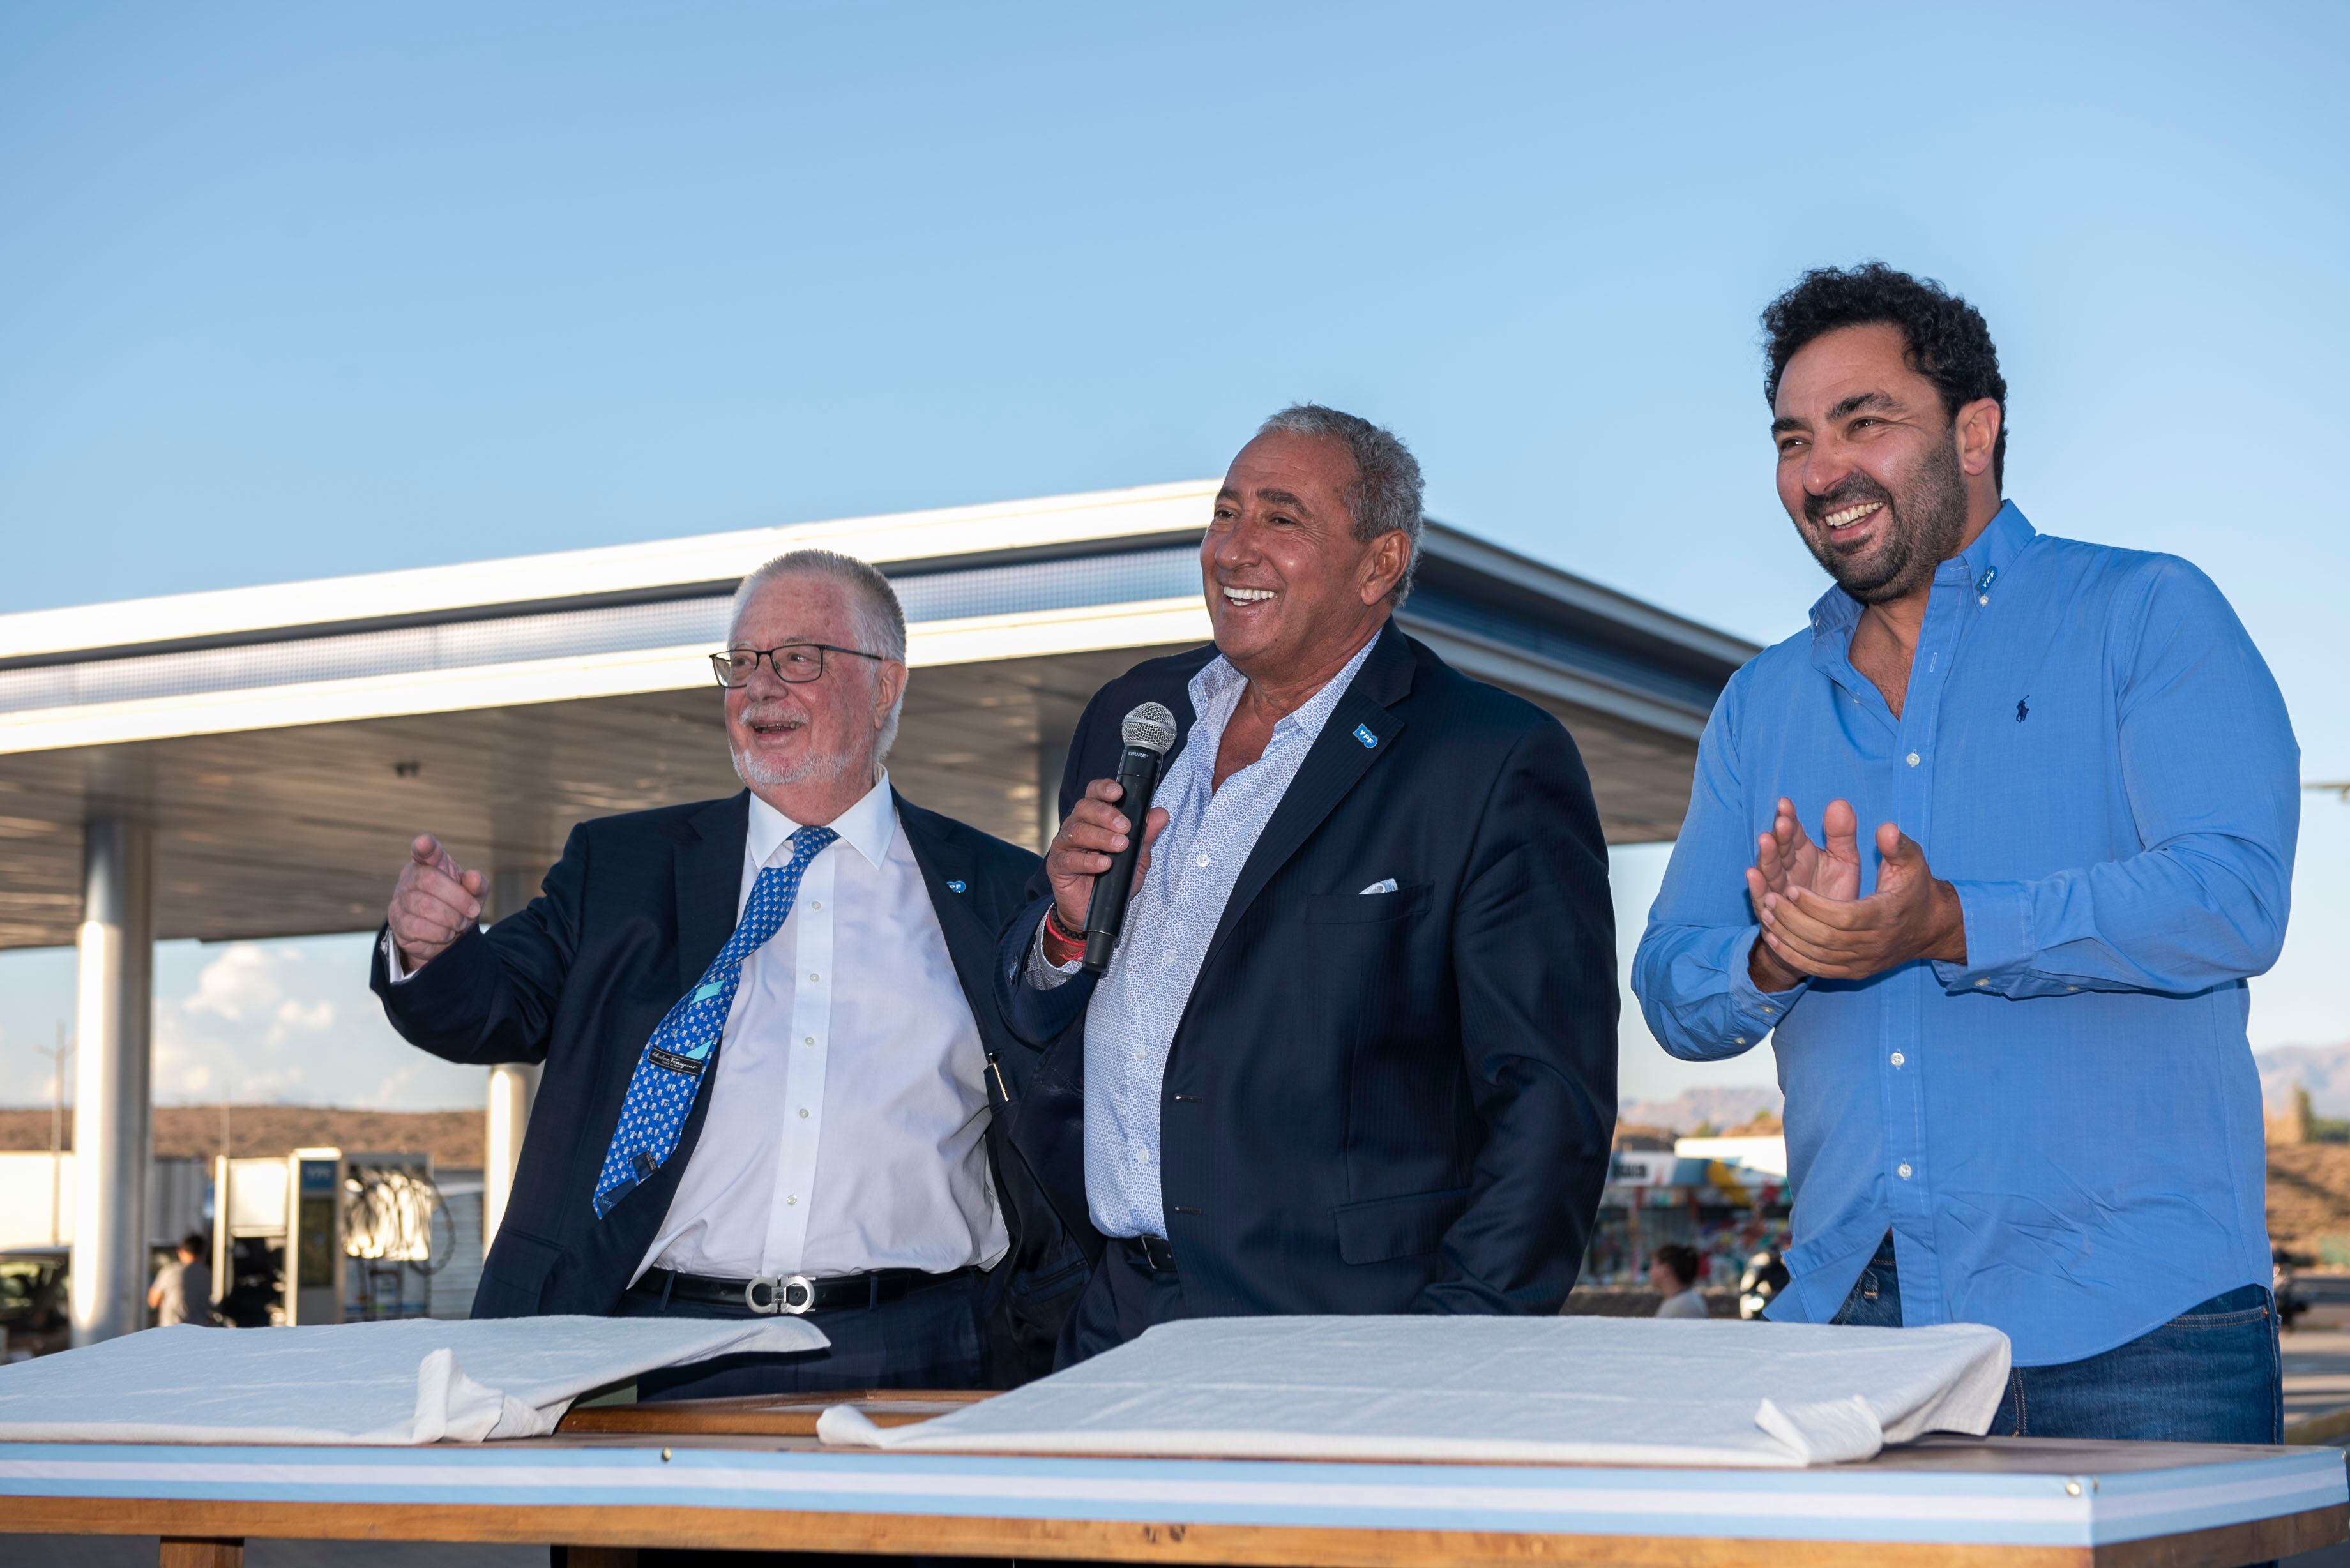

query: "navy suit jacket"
xmin=996 ymin=624 xmax=1618 ymax=1317
xmin=371 ymin=789 xmax=1088 ymax=1376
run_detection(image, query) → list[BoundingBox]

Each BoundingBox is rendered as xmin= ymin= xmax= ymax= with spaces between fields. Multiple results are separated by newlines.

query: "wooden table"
xmin=0 ymin=1391 xmax=2342 ymax=1567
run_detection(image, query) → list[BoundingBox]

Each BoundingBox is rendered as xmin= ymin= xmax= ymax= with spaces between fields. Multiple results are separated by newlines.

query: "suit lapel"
xmin=1201 ymin=626 xmax=1416 ymax=965
xmin=674 ymin=792 xmax=750 ymax=996
xmin=895 ymin=791 xmax=996 ymax=1000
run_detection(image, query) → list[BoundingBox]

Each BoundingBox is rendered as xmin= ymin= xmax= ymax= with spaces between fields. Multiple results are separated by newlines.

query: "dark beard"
xmin=1799 ymin=432 xmax=1971 ymax=605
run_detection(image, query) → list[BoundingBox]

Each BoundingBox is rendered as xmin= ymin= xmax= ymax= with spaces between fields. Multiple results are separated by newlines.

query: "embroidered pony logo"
xmin=2016 ymin=697 xmax=2030 ymax=723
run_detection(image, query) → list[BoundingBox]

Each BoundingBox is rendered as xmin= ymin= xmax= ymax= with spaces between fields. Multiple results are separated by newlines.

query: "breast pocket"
xmin=1303 ymin=884 xmax=1431 ymax=924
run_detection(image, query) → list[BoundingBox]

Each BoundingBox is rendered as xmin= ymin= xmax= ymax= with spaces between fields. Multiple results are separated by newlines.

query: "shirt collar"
xmin=746 ymin=771 xmax=897 ymax=871
xmin=1188 ymin=628 xmax=1381 ymax=744
xmin=1807 ymin=499 xmax=2040 ymax=644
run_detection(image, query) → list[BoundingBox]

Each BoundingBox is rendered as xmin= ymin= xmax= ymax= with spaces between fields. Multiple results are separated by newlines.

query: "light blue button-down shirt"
xmin=1074 ymin=635 xmax=1377 ymax=1240
xmin=1632 ymin=503 xmax=2298 ymax=1367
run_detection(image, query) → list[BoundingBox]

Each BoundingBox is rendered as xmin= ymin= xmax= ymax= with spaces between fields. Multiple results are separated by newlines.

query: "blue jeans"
xmin=1831 ymin=1235 xmax=2282 ymax=1444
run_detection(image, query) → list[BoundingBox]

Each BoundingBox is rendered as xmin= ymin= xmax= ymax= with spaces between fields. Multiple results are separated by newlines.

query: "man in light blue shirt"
xmin=1634 ymin=264 xmax=2298 ymax=1445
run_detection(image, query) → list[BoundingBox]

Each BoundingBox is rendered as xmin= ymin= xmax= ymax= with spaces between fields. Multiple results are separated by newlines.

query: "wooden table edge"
xmin=10 ymin=1496 xmax=2345 ymax=1567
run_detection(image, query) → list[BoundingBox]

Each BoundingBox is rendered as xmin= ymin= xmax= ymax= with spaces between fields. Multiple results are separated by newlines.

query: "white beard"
xmin=730 ymin=740 xmax=864 ymax=790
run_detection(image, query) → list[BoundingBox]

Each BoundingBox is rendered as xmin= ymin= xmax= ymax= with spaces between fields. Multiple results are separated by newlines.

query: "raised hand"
xmin=1045 ymin=777 xmax=1170 ymax=937
xmin=1756 ymin=820 xmax=1968 ymax=981
xmin=386 ymin=833 xmax=487 ymax=971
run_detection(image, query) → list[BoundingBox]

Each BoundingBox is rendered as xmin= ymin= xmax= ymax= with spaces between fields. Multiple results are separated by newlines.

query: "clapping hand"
xmin=1748 ymin=801 xmax=1967 ymax=984
xmin=386 ymin=833 xmax=486 ymax=971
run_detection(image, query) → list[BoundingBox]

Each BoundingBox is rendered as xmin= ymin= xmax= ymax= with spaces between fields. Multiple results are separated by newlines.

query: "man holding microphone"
xmin=997 ymin=403 xmax=1619 ymax=1362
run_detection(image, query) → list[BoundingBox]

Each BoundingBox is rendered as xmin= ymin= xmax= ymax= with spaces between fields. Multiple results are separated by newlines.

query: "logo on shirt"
xmin=1352 ymin=723 xmax=1379 ymax=750
xmin=2016 ymin=696 xmax=2030 ymax=723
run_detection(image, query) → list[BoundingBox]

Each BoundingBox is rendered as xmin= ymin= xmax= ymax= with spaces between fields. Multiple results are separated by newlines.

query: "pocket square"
xmin=1358 ymin=878 xmax=1399 ymax=895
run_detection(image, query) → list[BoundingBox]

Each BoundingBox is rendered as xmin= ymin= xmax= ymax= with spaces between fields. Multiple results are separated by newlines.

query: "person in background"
xmin=147 ymin=1233 xmax=214 ymax=1328
xmin=1650 ymin=1244 xmax=1708 ymax=1320
xmin=1633 ymin=263 xmax=2297 ymax=1443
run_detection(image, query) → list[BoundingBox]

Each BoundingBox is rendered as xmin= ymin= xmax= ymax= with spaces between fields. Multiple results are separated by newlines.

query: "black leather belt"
xmin=632 ymin=1265 xmax=972 ymax=1316
xmin=1125 ymin=1234 xmax=1178 ymax=1274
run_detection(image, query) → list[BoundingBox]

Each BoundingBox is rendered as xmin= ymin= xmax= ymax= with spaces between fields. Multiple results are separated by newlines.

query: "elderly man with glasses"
xmin=370 ymin=548 xmax=1085 ymax=1397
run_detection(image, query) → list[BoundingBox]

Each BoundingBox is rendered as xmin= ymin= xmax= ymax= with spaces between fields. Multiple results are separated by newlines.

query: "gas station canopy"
xmin=0 ymin=479 xmax=1755 ymax=951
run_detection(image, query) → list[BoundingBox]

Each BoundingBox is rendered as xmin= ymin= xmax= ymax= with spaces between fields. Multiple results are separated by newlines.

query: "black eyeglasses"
xmin=709 ymin=643 xmax=886 ymax=688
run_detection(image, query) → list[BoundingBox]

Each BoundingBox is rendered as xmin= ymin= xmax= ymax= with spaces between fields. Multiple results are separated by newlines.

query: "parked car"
xmin=0 ymin=1247 xmax=70 ymax=1360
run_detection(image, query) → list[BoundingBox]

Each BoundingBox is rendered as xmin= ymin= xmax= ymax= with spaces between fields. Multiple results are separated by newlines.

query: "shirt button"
xmin=1196 ymin=854 xmax=1211 ymax=868
xmin=1897 ymin=1163 xmax=1913 ymax=1179
xmin=1890 ymin=1052 xmax=1906 ymax=1067
xmin=1136 ymin=1149 xmax=1152 ymax=1164
xmin=1732 ymin=1036 xmax=1747 ymax=1046
xmin=1906 ymin=752 xmax=1921 ymax=767
xmin=785 ymin=1195 xmax=798 ymax=1206
xmin=1978 ymin=595 xmax=1989 ymax=607
xmin=809 ymin=973 xmax=821 ymax=983
xmin=810 ymin=900 xmax=822 ymax=911
xmin=1762 ymin=1005 xmax=1775 ymax=1014
xmin=798 ymin=1108 xmax=809 ymax=1119
xmin=803 ymin=1036 xmax=815 ymax=1046
xmin=1974 ymin=979 xmax=1989 ymax=988
xmin=2066 ymin=985 xmax=2080 ymax=993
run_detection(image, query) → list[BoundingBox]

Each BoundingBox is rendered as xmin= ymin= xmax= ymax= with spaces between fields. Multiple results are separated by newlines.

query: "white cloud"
xmin=183 ymin=942 xmax=295 ymax=1023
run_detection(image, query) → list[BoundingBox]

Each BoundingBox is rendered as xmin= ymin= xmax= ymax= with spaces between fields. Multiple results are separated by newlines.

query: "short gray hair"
xmin=1257 ymin=403 xmax=1425 ymax=603
xmin=729 ymin=548 xmax=909 ymax=759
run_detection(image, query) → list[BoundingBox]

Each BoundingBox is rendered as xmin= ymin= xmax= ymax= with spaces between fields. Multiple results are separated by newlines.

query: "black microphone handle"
xmin=1081 ymin=744 xmax=1165 ymax=974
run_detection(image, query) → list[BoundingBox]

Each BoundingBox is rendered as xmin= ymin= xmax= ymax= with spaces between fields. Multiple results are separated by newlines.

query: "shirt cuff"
xmin=1728 ymin=926 xmax=1806 ymax=1036
xmin=381 ymin=930 xmax=418 ymax=985
xmin=1933 ymin=880 xmax=2031 ymax=993
xmin=1026 ymin=914 xmax=1082 ymax=990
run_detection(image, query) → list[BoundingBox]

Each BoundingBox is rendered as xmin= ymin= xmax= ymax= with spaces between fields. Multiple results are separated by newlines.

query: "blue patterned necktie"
xmin=591 ymin=824 xmax=838 ymax=1218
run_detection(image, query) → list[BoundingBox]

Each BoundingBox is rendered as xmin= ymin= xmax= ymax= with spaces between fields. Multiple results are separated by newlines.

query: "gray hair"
xmin=729 ymin=548 xmax=909 ymax=760
xmin=1256 ymin=403 xmax=1425 ymax=604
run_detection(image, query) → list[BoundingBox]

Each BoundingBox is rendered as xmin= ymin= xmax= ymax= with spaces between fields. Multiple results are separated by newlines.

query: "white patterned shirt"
xmin=1047 ymin=635 xmax=1377 ymax=1239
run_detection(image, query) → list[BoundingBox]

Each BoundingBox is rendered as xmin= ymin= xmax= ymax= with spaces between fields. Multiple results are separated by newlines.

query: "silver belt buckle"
xmin=745 ymin=1274 xmax=817 ymax=1315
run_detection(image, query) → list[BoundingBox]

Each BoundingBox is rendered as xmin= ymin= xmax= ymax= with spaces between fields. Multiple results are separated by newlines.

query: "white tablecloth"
xmin=820 ymin=1315 xmax=2010 ymax=1467
xmin=0 ymin=1315 xmax=829 ymax=1445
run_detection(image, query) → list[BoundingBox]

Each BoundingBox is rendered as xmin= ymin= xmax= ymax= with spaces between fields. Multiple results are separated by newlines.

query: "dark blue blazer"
xmin=996 ymin=624 xmax=1618 ymax=1317
xmin=370 ymin=789 xmax=1088 ymax=1376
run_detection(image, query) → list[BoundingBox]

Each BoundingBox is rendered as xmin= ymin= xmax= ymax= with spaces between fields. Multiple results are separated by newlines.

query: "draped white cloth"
xmin=0 ymin=1315 xmax=827 ymax=1445
xmin=819 ymin=1315 xmax=2010 ymax=1468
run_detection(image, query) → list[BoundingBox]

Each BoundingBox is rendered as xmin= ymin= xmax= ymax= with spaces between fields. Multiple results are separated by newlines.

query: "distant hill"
xmin=1619 ymin=1085 xmax=1782 ymax=1135
xmin=0 ymin=1106 xmax=485 ymax=1170
xmin=2257 ymin=1042 xmax=2350 ymax=1117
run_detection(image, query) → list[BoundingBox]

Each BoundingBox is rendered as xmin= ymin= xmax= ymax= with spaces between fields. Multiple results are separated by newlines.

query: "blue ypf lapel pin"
xmin=946 ymin=879 xmax=967 ymax=893
xmin=1352 ymin=723 xmax=1378 ymax=750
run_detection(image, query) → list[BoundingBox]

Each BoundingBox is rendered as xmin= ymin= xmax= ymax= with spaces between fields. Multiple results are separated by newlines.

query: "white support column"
xmin=483 ymin=867 xmax=538 ymax=1247
xmin=71 ymin=815 xmax=153 ymax=1346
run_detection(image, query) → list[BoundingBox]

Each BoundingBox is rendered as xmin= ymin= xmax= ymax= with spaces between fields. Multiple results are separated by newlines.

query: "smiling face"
xmin=1202 ymin=430 xmax=1408 ymax=687
xmin=1770 ymin=322 xmax=1999 ymax=605
xmin=724 ymin=573 xmax=905 ymax=797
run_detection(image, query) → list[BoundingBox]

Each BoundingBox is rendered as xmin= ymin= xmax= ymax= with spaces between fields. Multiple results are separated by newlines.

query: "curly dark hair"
xmin=1761 ymin=262 xmax=2009 ymax=488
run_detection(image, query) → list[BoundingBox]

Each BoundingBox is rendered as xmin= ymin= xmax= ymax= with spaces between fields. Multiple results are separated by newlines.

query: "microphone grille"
xmin=1121 ymin=702 xmax=1179 ymax=755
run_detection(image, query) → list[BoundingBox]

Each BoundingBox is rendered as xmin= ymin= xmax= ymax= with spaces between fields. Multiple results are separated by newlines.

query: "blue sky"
xmin=1 ymin=4 xmax=2344 ymax=1111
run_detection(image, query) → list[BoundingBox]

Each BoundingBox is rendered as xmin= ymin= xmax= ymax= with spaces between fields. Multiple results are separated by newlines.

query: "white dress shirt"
xmin=635 ymin=774 xmax=1008 ymax=1282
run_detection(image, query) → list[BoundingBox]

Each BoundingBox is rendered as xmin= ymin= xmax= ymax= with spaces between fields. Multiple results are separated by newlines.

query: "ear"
xmin=1361 ymin=529 xmax=1412 ymax=605
xmin=1955 ymin=397 xmax=2001 ymax=479
xmin=872 ymin=660 xmax=908 ymax=730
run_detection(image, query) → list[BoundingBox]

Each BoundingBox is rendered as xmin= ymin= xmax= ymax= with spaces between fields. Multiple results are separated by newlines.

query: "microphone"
xmin=1081 ymin=701 xmax=1179 ymax=974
